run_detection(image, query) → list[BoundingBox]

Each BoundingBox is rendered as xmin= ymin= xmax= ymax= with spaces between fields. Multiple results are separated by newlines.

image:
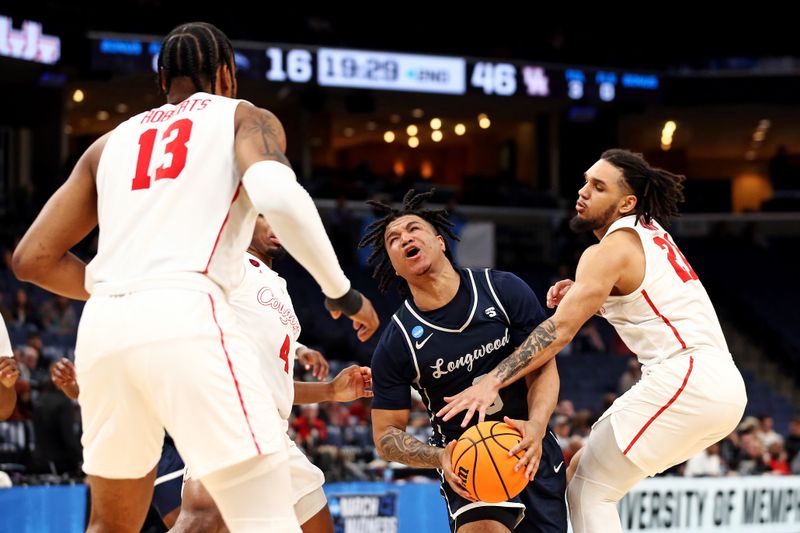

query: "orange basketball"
xmin=451 ymin=421 xmax=529 ymax=503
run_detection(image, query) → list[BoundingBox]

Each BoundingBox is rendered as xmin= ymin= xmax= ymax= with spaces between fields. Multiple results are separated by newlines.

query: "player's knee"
xmin=171 ymin=507 xmax=226 ymax=533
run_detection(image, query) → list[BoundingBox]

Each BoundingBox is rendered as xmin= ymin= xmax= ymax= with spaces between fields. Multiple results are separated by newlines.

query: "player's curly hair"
xmin=158 ymin=22 xmax=235 ymax=96
xmin=358 ymin=189 xmax=459 ymax=294
xmin=602 ymin=149 xmax=686 ymax=226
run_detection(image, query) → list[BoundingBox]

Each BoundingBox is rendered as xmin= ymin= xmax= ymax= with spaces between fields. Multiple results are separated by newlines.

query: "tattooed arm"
xmin=372 ymin=408 xmax=441 ymax=467
xmin=373 ymin=408 xmax=474 ymax=499
xmin=438 ymin=238 xmax=634 ymax=426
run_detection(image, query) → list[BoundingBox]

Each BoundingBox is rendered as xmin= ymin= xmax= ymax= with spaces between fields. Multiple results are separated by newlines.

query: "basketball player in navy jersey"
xmin=364 ymin=190 xmax=566 ymax=533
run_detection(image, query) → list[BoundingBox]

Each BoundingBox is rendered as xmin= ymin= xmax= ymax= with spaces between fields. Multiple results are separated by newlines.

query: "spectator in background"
xmin=552 ymin=415 xmax=572 ymax=451
xmin=31 ymin=362 xmax=82 ymax=475
xmin=571 ymin=409 xmax=593 ymax=439
xmin=10 ymin=288 xmax=41 ymax=331
xmin=292 ymin=404 xmax=328 ymax=447
xmin=756 ymin=414 xmax=783 ymax=449
xmin=737 ymin=432 xmax=769 ymax=476
xmin=720 ymin=430 xmax=744 ymax=473
xmin=618 ymin=358 xmax=642 ymax=394
xmin=20 ymin=345 xmax=47 ymax=390
xmin=766 ymin=442 xmax=790 ymax=475
xmin=555 ymin=399 xmax=575 ymax=419
xmin=683 ymin=443 xmax=723 ymax=477
xmin=784 ymin=415 xmax=800 ymax=464
xmin=348 ymin=396 xmax=370 ymax=425
xmin=41 ymin=295 xmax=77 ymax=335
xmin=601 ymin=392 xmax=617 ymax=413
xmin=407 ymin=412 xmax=433 ymax=443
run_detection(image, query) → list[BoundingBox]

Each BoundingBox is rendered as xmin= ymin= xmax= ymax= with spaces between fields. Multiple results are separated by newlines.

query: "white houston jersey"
xmin=86 ymin=93 xmax=256 ymax=293
xmin=230 ymin=253 xmax=301 ymax=419
xmin=598 ymin=215 xmax=729 ymax=366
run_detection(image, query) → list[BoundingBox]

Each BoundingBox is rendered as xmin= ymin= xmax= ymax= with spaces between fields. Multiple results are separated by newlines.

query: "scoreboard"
xmin=91 ymin=34 xmax=660 ymax=104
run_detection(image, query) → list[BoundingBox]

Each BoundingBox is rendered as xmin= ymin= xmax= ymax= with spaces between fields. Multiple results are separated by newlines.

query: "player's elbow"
xmin=11 ymin=244 xmax=42 ymax=283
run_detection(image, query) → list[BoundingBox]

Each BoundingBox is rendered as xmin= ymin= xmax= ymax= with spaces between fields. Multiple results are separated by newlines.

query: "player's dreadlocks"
xmin=157 ymin=22 xmax=236 ymax=96
xmin=358 ymin=189 xmax=459 ymax=294
xmin=602 ymin=149 xmax=686 ymax=227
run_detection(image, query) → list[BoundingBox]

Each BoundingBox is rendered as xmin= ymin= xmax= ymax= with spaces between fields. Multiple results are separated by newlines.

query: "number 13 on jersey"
xmin=132 ymin=118 xmax=194 ymax=190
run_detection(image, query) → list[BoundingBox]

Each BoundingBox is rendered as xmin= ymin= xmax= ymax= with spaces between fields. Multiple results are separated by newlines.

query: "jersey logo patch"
xmin=411 ymin=325 xmax=424 ymax=339
xmin=415 ymin=333 xmax=434 ymax=350
xmin=484 ymin=306 xmax=497 ymax=318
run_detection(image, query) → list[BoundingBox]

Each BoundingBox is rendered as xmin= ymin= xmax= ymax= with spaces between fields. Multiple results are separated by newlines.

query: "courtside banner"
xmin=617 ymin=475 xmax=800 ymax=532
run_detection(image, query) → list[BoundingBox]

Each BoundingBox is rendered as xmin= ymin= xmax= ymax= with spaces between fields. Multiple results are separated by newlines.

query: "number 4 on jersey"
xmin=132 ymin=118 xmax=193 ymax=190
xmin=278 ymin=335 xmax=290 ymax=373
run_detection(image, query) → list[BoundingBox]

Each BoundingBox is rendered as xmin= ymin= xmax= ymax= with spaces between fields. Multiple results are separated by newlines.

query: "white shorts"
xmin=182 ymin=432 xmax=326 ymax=522
xmin=76 ymin=285 xmax=286 ymax=480
xmin=286 ymin=438 xmax=326 ymax=506
xmin=596 ymin=352 xmax=747 ymax=476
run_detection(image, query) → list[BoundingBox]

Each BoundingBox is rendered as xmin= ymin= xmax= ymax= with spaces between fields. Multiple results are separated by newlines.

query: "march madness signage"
xmin=328 ymin=492 xmax=398 ymax=533
xmin=618 ymin=476 xmax=800 ymax=532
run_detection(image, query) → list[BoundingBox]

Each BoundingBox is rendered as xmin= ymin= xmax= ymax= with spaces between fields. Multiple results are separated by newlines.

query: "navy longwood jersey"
xmin=389 ymin=268 xmax=531 ymax=446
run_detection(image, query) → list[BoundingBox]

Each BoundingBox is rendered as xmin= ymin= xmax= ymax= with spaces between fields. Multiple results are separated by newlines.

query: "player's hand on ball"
xmin=504 ymin=416 xmax=544 ymax=481
xmin=441 ymin=440 xmax=475 ymax=501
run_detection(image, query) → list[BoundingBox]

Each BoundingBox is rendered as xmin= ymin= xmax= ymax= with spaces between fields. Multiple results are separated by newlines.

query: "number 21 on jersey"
xmin=653 ymin=232 xmax=698 ymax=283
xmin=132 ymin=118 xmax=193 ymax=190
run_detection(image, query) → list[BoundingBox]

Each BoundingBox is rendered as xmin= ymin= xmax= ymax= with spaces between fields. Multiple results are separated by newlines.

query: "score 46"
xmin=471 ymin=62 xmax=517 ymax=96
xmin=470 ymin=62 xmax=550 ymax=97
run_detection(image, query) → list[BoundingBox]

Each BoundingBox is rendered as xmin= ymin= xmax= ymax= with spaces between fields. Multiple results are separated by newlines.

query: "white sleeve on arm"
xmin=242 ymin=160 xmax=350 ymax=299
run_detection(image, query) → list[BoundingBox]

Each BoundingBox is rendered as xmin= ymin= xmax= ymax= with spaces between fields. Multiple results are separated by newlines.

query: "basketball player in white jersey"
xmin=12 ymin=22 xmax=378 ymax=533
xmin=436 ymin=149 xmax=747 ymax=532
xmin=1 ymin=315 xmax=19 ymax=420
xmin=173 ymin=214 xmax=373 ymax=533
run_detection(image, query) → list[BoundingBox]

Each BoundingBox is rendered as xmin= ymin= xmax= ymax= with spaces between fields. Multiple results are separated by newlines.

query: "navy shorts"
xmin=151 ymin=438 xmax=185 ymax=521
xmin=441 ymin=430 xmax=567 ymax=532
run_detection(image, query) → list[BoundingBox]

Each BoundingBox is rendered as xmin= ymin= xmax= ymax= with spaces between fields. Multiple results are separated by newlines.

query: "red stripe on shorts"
xmin=623 ymin=355 xmax=694 ymax=455
xmin=208 ymin=294 xmax=261 ymax=454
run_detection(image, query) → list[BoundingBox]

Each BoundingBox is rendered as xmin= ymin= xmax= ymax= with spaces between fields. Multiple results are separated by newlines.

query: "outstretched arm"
xmin=293 ymin=365 xmax=372 ymax=404
xmin=12 ymin=134 xmax=108 ymax=301
xmin=234 ymin=103 xmax=379 ymax=340
xmin=438 ymin=240 xmax=629 ymax=426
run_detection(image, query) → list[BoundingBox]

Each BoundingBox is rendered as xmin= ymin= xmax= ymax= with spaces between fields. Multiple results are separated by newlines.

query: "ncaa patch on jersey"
xmin=411 ymin=325 xmax=424 ymax=339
